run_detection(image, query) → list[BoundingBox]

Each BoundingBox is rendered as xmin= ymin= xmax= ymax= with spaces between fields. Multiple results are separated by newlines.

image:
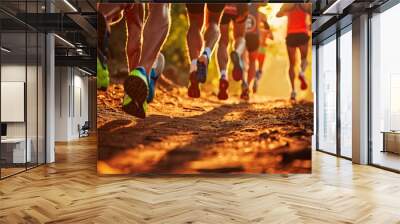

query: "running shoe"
xmin=230 ymin=51 xmax=243 ymax=81
xmin=147 ymin=68 xmax=160 ymax=103
xmin=188 ymin=71 xmax=200 ymax=98
xmin=196 ymin=53 xmax=208 ymax=83
xmin=253 ymin=70 xmax=261 ymax=93
xmin=290 ymin=91 xmax=296 ymax=101
xmin=240 ymin=82 xmax=250 ymax=101
xmin=97 ymin=57 xmax=110 ymax=90
xmin=123 ymin=67 xmax=149 ymax=118
xmin=299 ymin=72 xmax=308 ymax=90
xmin=217 ymin=78 xmax=229 ymax=100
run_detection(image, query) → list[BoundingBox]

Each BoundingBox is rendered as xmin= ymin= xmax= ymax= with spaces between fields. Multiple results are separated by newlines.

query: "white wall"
xmin=1 ymin=63 xmax=46 ymax=163
xmin=55 ymin=67 xmax=70 ymax=141
xmin=1 ymin=65 xmax=26 ymax=138
xmin=54 ymin=67 xmax=89 ymax=141
xmin=0 ymin=65 xmax=40 ymax=136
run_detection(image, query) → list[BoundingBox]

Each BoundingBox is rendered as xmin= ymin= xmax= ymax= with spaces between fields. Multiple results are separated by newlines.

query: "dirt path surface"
xmin=97 ymin=77 xmax=313 ymax=174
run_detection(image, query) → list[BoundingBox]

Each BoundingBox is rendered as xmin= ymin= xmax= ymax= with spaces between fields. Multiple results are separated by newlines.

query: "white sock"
xmin=203 ymin=47 xmax=211 ymax=59
xmin=220 ymin=70 xmax=227 ymax=80
xmin=190 ymin=59 xmax=197 ymax=73
xmin=242 ymin=81 xmax=248 ymax=89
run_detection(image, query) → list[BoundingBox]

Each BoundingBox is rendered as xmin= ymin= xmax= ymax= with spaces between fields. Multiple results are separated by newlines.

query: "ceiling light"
xmin=54 ymin=34 xmax=75 ymax=48
xmin=323 ymin=0 xmax=354 ymax=15
xmin=63 ymin=0 xmax=78 ymax=12
xmin=78 ymin=67 xmax=92 ymax=76
xmin=1 ymin=47 xmax=11 ymax=53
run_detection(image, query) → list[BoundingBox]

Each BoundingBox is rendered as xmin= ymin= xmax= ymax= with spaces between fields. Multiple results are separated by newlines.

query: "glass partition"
xmin=0 ymin=1 xmax=46 ymax=179
xmin=1 ymin=31 xmax=28 ymax=177
xmin=339 ymin=27 xmax=352 ymax=158
xmin=317 ymin=35 xmax=337 ymax=154
xmin=371 ymin=4 xmax=400 ymax=171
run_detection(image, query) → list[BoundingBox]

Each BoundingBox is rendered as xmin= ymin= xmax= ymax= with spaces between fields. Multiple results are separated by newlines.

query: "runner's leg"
xmin=123 ymin=3 xmax=171 ymax=118
xmin=138 ymin=3 xmax=171 ymax=74
xmin=253 ymin=51 xmax=265 ymax=93
xmin=125 ymin=4 xmax=144 ymax=71
xmin=298 ymin=41 xmax=309 ymax=90
xmin=248 ymin=51 xmax=258 ymax=85
xmin=230 ymin=20 xmax=246 ymax=82
xmin=196 ymin=4 xmax=224 ymax=83
xmin=186 ymin=4 xmax=205 ymax=98
xmin=216 ymin=21 xmax=229 ymax=100
xmin=233 ymin=21 xmax=246 ymax=56
xmin=299 ymin=41 xmax=309 ymax=74
xmin=287 ymin=45 xmax=297 ymax=99
xmin=217 ymin=23 xmax=229 ymax=79
xmin=186 ymin=4 xmax=205 ymax=65
xmin=203 ymin=4 xmax=224 ymax=57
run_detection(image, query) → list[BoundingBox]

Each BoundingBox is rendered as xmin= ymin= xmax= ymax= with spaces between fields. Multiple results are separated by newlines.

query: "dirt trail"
xmin=97 ymin=77 xmax=313 ymax=174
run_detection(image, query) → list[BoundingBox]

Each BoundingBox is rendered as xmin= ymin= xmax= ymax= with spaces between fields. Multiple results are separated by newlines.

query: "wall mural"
xmin=97 ymin=3 xmax=313 ymax=174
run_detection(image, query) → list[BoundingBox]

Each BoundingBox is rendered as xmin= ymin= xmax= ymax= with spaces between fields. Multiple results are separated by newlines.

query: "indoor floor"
xmin=372 ymin=150 xmax=400 ymax=171
xmin=0 ymin=136 xmax=399 ymax=223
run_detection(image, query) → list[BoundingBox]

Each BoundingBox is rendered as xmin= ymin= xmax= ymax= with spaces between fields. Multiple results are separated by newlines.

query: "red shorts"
xmin=257 ymin=53 xmax=265 ymax=64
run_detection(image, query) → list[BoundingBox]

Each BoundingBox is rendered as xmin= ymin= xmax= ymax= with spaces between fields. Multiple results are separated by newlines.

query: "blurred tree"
xmin=161 ymin=4 xmax=189 ymax=86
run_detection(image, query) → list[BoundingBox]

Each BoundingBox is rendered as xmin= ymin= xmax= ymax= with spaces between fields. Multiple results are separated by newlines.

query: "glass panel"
xmin=0 ymin=0 xmax=46 ymax=178
xmin=339 ymin=29 xmax=352 ymax=158
xmin=371 ymin=5 xmax=400 ymax=171
xmin=1 ymin=31 xmax=27 ymax=177
xmin=317 ymin=36 xmax=337 ymax=154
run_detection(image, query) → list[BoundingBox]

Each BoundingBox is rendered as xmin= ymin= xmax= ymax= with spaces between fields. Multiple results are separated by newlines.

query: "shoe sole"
xmin=196 ymin=60 xmax=207 ymax=83
xmin=230 ymin=51 xmax=243 ymax=81
xmin=123 ymin=100 xmax=145 ymax=119
xmin=123 ymin=75 xmax=148 ymax=118
xmin=218 ymin=79 xmax=229 ymax=100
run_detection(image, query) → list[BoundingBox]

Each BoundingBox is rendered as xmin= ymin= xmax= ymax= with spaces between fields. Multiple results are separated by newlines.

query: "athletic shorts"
xmin=257 ymin=53 xmax=265 ymax=64
xmin=220 ymin=5 xmax=248 ymax=25
xmin=286 ymin=33 xmax=310 ymax=47
xmin=245 ymin=32 xmax=260 ymax=52
xmin=186 ymin=3 xmax=225 ymax=14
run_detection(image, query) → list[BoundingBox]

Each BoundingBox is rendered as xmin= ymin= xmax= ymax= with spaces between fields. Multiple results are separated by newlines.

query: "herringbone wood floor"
xmin=0 ymin=136 xmax=399 ymax=224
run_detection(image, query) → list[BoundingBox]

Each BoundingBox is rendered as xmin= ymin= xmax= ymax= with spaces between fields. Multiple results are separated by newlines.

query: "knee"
xmin=207 ymin=23 xmax=220 ymax=38
xmin=150 ymin=5 xmax=170 ymax=32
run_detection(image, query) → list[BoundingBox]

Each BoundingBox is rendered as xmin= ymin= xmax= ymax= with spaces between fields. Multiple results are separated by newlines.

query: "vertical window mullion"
xmin=336 ymin=27 xmax=341 ymax=157
xmin=316 ymin=45 xmax=320 ymax=151
xmin=36 ymin=0 xmax=39 ymax=167
xmin=0 ymin=17 xmax=2 ymax=179
xmin=25 ymin=0 xmax=28 ymax=171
